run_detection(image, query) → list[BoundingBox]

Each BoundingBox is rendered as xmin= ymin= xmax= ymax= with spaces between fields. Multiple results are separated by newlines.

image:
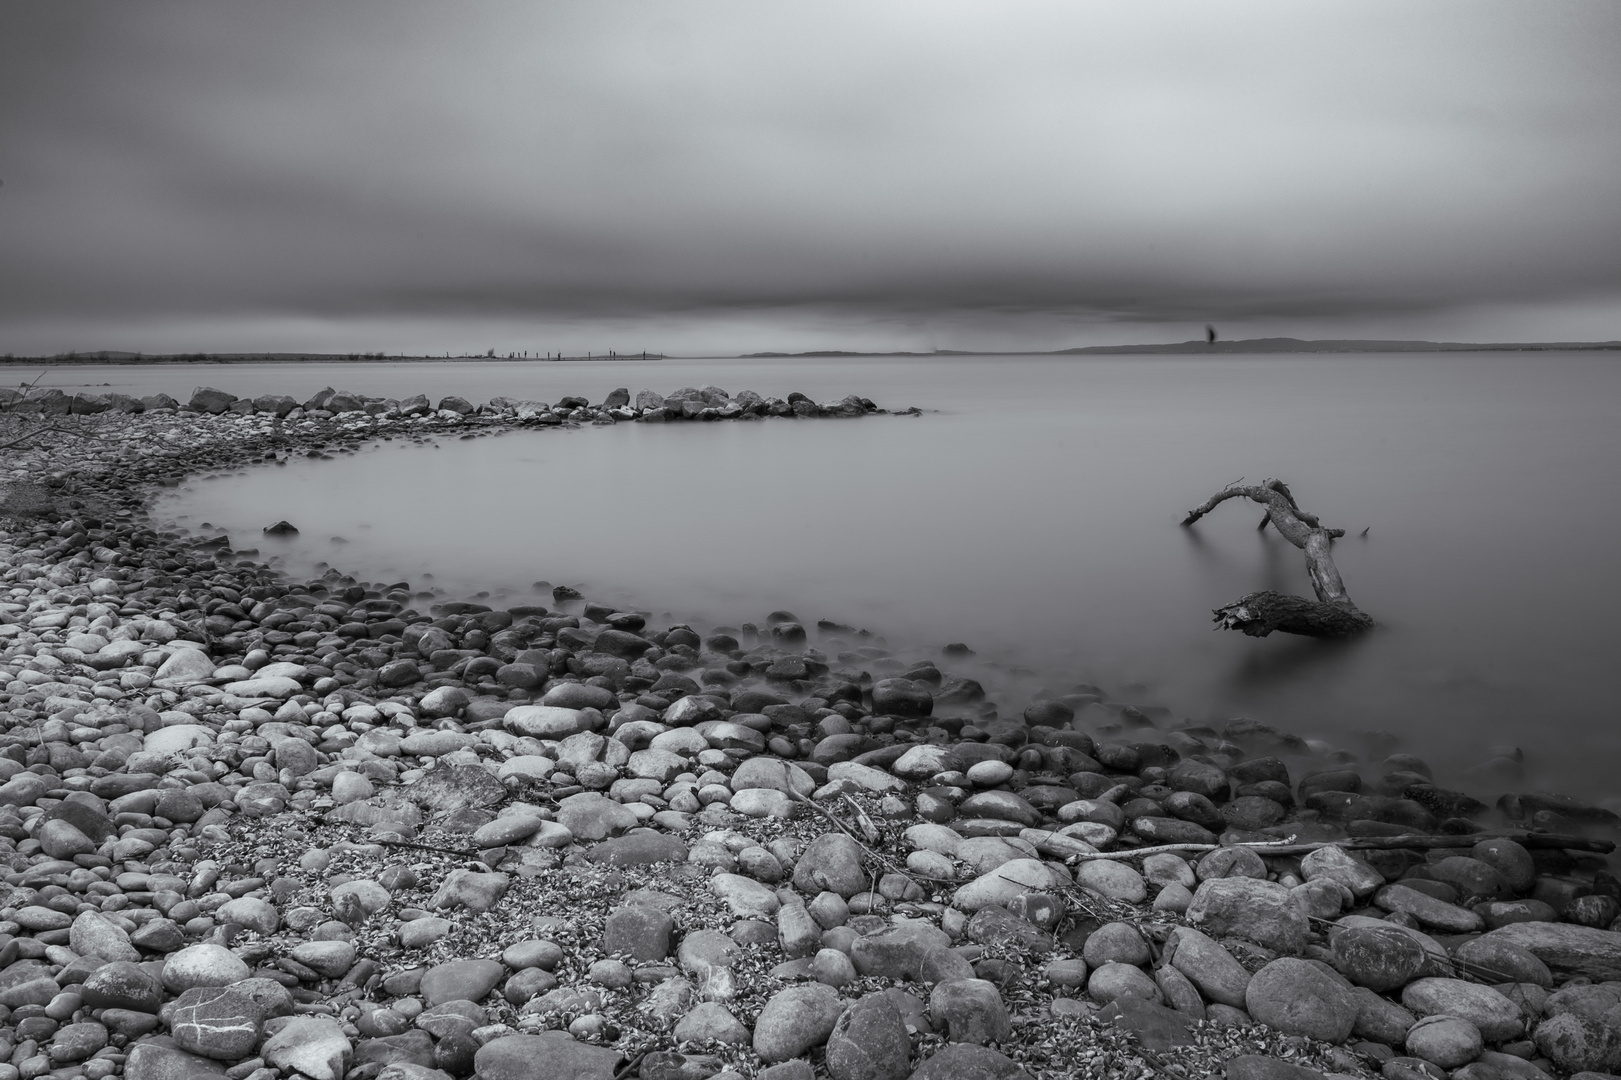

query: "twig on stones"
xmin=842 ymin=794 xmax=881 ymax=845
xmin=789 ymin=787 xmax=956 ymax=885
xmin=376 ymin=837 xmax=481 ymax=859
xmin=1067 ymin=830 xmax=1614 ymax=861
xmin=1308 ymin=916 xmax=1518 ymax=985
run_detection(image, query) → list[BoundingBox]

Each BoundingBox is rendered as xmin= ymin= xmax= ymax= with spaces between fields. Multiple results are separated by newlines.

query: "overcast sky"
xmin=2 ymin=1 xmax=1619 ymax=355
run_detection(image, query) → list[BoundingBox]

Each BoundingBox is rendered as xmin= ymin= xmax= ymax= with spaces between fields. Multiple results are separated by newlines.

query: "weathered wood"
xmin=1212 ymin=590 xmax=1373 ymax=638
xmin=1068 ymin=830 xmax=1615 ymax=862
xmin=1182 ymin=478 xmax=1373 ymax=638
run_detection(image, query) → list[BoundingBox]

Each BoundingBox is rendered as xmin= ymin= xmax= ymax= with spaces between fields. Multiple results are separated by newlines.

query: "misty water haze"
xmin=42 ymin=351 xmax=1609 ymax=799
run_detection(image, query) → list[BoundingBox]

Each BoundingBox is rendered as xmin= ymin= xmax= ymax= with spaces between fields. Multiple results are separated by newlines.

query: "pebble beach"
xmin=0 ymin=382 xmax=1618 ymax=1080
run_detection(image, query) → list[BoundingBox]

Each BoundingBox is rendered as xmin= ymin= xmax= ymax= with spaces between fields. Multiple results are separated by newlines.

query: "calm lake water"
xmin=32 ymin=354 xmax=1621 ymax=801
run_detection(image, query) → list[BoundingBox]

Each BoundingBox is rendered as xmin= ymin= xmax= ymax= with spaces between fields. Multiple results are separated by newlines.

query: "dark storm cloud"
xmin=2 ymin=1 xmax=1619 ymax=352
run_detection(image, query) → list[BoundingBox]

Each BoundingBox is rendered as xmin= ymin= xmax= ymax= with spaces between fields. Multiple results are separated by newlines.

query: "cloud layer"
xmin=2 ymin=1 xmax=1619 ymax=353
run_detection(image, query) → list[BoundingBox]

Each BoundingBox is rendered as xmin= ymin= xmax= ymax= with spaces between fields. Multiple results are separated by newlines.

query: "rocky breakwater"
xmin=0 ymin=383 xmax=908 ymax=427
xmin=0 ymin=385 xmax=1617 ymax=1080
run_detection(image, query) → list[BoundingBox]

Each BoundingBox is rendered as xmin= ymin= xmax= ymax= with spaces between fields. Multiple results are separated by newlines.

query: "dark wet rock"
xmin=1426 ymin=856 xmax=1510 ymax=901
xmin=1164 ymin=791 xmax=1225 ymax=831
xmin=1331 ymin=925 xmax=1427 ymax=992
xmin=1167 ymin=759 xmax=1229 ymax=800
xmin=872 ymin=678 xmax=933 ymax=717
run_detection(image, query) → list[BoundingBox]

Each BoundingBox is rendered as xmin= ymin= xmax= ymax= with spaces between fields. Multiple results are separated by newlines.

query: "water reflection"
xmin=147 ymin=352 xmax=1621 ymax=800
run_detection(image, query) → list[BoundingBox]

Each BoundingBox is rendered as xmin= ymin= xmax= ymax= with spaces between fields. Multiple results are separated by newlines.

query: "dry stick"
xmin=1068 ymin=831 xmax=1614 ymax=861
xmin=376 ymin=837 xmax=482 ymax=859
xmin=789 ymin=787 xmax=957 ymax=886
xmin=611 ymin=1049 xmax=651 ymax=1080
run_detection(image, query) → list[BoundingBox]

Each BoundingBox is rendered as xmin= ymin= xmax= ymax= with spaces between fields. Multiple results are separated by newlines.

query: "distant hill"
xmin=1053 ymin=337 xmax=1621 ymax=354
xmin=745 ymin=338 xmax=1621 ymax=358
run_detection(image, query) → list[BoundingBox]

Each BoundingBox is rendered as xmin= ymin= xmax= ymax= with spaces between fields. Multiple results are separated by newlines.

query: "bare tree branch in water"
xmin=1182 ymin=479 xmax=1373 ymax=638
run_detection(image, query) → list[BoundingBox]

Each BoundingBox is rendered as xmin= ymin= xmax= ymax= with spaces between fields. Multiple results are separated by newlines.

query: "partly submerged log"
xmin=1182 ymin=479 xmax=1374 ymax=638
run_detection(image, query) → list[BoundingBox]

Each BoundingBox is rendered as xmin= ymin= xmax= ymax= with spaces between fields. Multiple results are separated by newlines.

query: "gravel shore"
xmin=0 ymin=384 xmax=1618 ymax=1080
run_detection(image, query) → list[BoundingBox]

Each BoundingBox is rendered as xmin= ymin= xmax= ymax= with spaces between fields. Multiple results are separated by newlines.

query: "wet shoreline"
xmin=0 ymin=385 xmax=1618 ymax=1080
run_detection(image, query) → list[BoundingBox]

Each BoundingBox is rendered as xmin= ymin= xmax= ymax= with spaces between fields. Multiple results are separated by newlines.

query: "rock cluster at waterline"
xmin=0 ymin=393 xmax=1617 ymax=1080
xmin=0 ymin=385 xmax=905 ymax=424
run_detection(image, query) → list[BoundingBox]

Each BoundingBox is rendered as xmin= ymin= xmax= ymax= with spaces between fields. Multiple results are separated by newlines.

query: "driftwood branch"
xmin=1070 ymin=831 xmax=1615 ymax=862
xmin=1182 ymin=478 xmax=1373 ymax=638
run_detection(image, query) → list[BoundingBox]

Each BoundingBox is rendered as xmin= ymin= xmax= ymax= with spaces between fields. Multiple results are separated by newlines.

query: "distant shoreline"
xmin=744 ymin=337 xmax=1621 ymax=358
xmin=0 ymin=353 xmax=664 ymax=367
xmin=3 ymin=337 xmax=1620 ymax=365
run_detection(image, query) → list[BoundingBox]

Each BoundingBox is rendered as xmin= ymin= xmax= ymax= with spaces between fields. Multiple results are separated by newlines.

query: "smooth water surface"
xmin=47 ymin=353 xmax=1617 ymax=799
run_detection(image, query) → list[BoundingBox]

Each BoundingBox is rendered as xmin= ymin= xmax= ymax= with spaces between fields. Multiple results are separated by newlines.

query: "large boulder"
xmin=261 ymin=1016 xmax=352 ymax=1080
xmin=1166 ymin=927 xmax=1251 ymax=1007
xmin=1300 ymin=846 xmax=1385 ymax=901
xmin=1401 ymin=978 xmax=1523 ymax=1042
xmin=1533 ymin=1011 xmax=1621 ymax=1074
xmin=754 ymin=984 xmax=845 ymax=1063
xmin=826 ymin=994 xmax=912 ymax=1080
xmin=952 ymin=860 xmax=1070 ymax=913
xmin=871 ymin=678 xmax=933 ymax=717
xmin=1186 ymin=877 xmax=1308 ymax=955
xmin=1474 ymin=922 xmax=1621 ymax=981
xmin=793 ymin=833 xmax=869 ymax=898
xmin=475 ymin=1033 xmax=623 ymax=1080
xmin=928 ymin=979 xmax=1011 ymax=1045
xmin=907 ymin=1046 xmax=1031 ymax=1080
xmin=189 ymin=387 xmax=238 ymax=414
xmin=1330 ymin=925 xmax=1427 ymax=992
xmin=1244 ymin=958 xmax=1358 ymax=1044
xmin=1405 ymin=1015 xmax=1483 ymax=1071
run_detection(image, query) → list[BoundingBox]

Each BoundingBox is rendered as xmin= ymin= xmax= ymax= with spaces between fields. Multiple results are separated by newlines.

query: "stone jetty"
xmin=0 ymin=385 xmax=1618 ymax=1080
